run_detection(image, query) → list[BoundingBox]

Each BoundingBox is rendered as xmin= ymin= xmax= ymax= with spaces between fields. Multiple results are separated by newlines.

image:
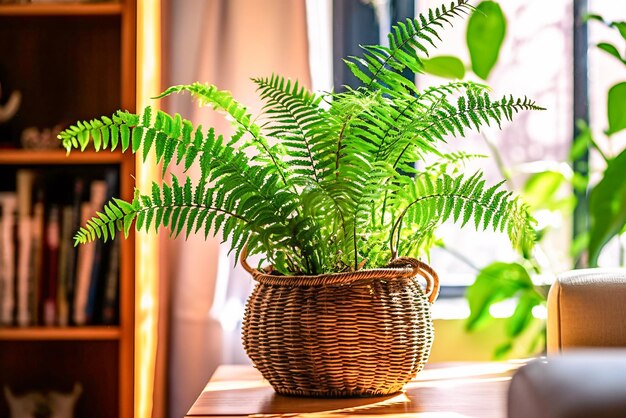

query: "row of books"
xmin=0 ymin=168 xmax=120 ymax=327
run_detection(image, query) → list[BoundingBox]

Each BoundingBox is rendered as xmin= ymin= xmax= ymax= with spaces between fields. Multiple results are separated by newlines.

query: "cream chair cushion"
xmin=547 ymin=268 xmax=626 ymax=353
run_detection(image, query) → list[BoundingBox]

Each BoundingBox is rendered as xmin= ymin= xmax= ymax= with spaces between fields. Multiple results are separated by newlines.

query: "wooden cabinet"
xmin=0 ymin=3 xmax=136 ymax=418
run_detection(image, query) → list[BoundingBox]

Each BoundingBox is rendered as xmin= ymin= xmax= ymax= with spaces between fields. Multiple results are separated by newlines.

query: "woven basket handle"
xmin=240 ymin=246 xmax=263 ymax=278
xmin=387 ymin=257 xmax=440 ymax=304
xmin=240 ymin=246 xmax=440 ymax=304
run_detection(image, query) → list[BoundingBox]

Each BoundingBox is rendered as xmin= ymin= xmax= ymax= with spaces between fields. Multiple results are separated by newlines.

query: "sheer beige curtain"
xmin=161 ymin=2 xmax=311 ymax=418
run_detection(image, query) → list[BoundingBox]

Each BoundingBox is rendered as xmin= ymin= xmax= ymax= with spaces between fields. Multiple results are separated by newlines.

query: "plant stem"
xmin=590 ymin=136 xmax=610 ymax=163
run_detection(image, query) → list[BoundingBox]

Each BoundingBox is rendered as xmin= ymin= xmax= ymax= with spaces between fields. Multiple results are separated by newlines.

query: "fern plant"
xmin=59 ymin=0 xmax=541 ymax=276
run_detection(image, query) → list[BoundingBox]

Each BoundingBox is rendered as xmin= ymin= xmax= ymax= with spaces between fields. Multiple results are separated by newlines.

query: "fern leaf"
xmin=346 ymin=0 xmax=474 ymax=93
xmin=253 ymin=75 xmax=327 ymax=183
xmin=390 ymin=93 xmax=545 ymax=169
xmin=390 ymin=173 xmax=536 ymax=255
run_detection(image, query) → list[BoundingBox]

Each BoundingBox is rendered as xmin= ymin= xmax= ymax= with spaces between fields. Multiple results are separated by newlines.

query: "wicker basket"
xmin=241 ymin=250 xmax=440 ymax=398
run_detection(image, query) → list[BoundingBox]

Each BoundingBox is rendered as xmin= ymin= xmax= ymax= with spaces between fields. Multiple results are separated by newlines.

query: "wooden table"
xmin=186 ymin=362 xmax=526 ymax=417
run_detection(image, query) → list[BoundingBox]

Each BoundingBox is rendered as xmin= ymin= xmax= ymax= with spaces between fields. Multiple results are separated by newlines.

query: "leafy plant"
xmin=580 ymin=15 xmax=626 ymax=267
xmin=58 ymin=0 xmax=539 ymax=276
xmin=459 ymin=6 xmax=626 ymax=357
xmin=466 ymin=0 xmax=506 ymax=80
xmin=419 ymin=1 xmax=549 ymax=357
xmin=419 ymin=0 xmax=506 ymax=82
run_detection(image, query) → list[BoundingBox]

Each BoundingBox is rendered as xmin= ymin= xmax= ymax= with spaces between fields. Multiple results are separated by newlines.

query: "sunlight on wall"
xmin=136 ymin=0 xmax=161 ymax=417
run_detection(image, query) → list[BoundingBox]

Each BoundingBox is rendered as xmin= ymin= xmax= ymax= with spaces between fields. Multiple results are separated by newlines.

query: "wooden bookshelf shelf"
xmin=0 ymin=2 xmax=122 ymax=16
xmin=0 ymin=326 xmax=120 ymax=340
xmin=0 ymin=2 xmax=137 ymax=417
xmin=0 ymin=149 xmax=123 ymax=164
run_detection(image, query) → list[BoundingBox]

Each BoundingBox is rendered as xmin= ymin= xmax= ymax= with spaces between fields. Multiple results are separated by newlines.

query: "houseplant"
xmin=460 ymin=7 xmax=626 ymax=357
xmin=59 ymin=0 xmax=539 ymax=397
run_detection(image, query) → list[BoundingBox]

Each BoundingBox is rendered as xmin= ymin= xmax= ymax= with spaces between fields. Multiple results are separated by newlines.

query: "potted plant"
xmin=59 ymin=0 xmax=540 ymax=397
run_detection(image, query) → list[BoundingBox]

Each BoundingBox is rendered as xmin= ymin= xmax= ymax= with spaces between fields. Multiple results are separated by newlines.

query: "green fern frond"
xmin=74 ymin=172 xmax=320 ymax=274
xmin=389 ymin=173 xmax=536 ymax=256
xmin=346 ymin=0 xmax=474 ymax=93
xmin=322 ymin=82 xmax=490 ymax=167
xmin=59 ymin=110 xmax=138 ymax=153
xmin=73 ymin=197 xmax=137 ymax=246
xmin=155 ymin=83 xmax=260 ymax=139
xmin=253 ymin=75 xmax=327 ymax=184
xmin=155 ymin=82 xmax=294 ymax=189
xmin=390 ymin=93 xmax=545 ymax=169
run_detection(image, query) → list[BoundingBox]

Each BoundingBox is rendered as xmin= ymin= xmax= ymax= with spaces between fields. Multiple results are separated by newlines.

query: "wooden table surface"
xmin=186 ymin=361 xmax=526 ymax=417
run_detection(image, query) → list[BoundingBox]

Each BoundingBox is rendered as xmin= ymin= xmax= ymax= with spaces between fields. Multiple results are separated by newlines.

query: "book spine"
xmin=16 ymin=170 xmax=34 ymax=327
xmin=27 ymin=191 xmax=44 ymax=326
xmin=84 ymin=180 xmax=107 ymax=324
xmin=43 ymin=205 xmax=60 ymax=326
xmin=73 ymin=201 xmax=95 ymax=326
xmin=87 ymin=171 xmax=117 ymax=324
xmin=101 ymin=237 xmax=120 ymax=325
xmin=66 ymin=178 xmax=84 ymax=325
xmin=56 ymin=206 xmax=73 ymax=326
xmin=0 ymin=193 xmax=17 ymax=326
xmin=16 ymin=218 xmax=32 ymax=326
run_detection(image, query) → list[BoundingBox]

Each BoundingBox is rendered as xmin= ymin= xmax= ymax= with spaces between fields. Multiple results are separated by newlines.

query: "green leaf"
xmin=597 ymin=43 xmax=626 ymax=66
xmin=123 ymin=213 xmax=135 ymax=238
xmin=570 ymin=231 xmax=589 ymax=259
xmin=588 ymin=148 xmax=626 ymax=266
xmin=132 ymin=126 xmax=144 ymax=153
xmin=121 ymin=124 xmax=131 ymax=151
xmin=607 ymin=82 xmax=626 ymax=135
xmin=112 ymin=198 xmax=134 ymax=214
xmin=522 ymin=171 xmax=565 ymax=211
xmin=421 ymin=56 xmax=466 ymax=79
xmin=613 ymin=22 xmax=626 ymax=41
xmin=572 ymin=172 xmax=589 ymax=194
xmin=506 ymin=291 xmax=542 ymax=338
xmin=588 ymin=15 xmax=626 ymax=41
xmin=466 ymin=1 xmax=506 ymax=80
xmin=584 ymin=14 xmax=604 ymax=24
xmin=466 ymin=262 xmax=533 ymax=331
xmin=493 ymin=341 xmax=513 ymax=360
xmin=570 ymin=119 xmax=591 ymax=161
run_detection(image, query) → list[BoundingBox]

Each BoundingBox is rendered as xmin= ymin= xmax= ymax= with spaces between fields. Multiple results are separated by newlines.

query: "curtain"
xmin=163 ymin=2 xmax=311 ymax=417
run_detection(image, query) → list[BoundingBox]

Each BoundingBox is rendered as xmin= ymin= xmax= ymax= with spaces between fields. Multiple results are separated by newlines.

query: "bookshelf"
xmin=0 ymin=326 xmax=120 ymax=340
xmin=0 ymin=150 xmax=125 ymax=165
xmin=0 ymin=2 xmax=123 ymax=16
xmin=0 ymin=2 xmax=136 ymax=418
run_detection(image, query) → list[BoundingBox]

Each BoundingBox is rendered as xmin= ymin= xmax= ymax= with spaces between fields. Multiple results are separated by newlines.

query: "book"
xmin=16 ymin=169 xmax=34 ymax=327
xmin=27 ymin=188 xmax=45 ymax=326
xmin=0 ymin=193 xmax=17 ymax=326
xmin=42 ymin=205 xmax=60 ymax=326
xmin=56 ymin=205 xmax=74 ymax=326
xmin=65 ymin=177 xmax=85 ymax=325
xmin=74 ymin=180 xmax=106 ymax=326
xmin=87 ymin=169 xmax=118 ymax=324
xmin=101 ymin=238 xmax=120 ymax=325
xmin=73 ymin=201 xmax=95 ymax=326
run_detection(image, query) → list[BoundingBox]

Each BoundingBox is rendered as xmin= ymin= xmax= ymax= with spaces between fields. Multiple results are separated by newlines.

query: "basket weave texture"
xmin=241 ymin=254 xmax=440 ymax=398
